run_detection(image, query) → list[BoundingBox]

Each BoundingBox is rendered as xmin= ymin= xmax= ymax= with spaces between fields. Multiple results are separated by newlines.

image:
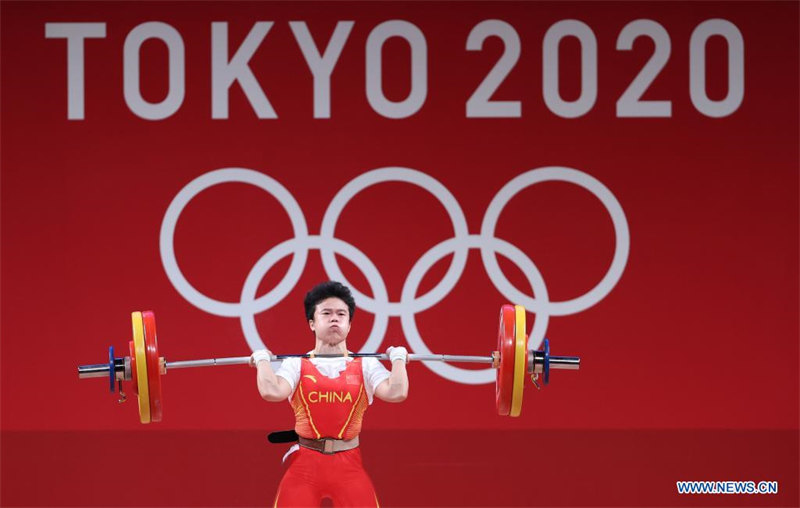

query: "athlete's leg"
xmin=274 ymin=449 xmax=324 ymax=507
xmin=324 ymin=449 xmax=380 ymax=508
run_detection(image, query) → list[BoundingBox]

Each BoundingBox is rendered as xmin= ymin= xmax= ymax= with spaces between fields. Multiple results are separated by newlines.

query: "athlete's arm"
xmin=251 ymin=350 xmax=293 ymax=401
xmin=374 ymin=346 xmax=409 ymax=403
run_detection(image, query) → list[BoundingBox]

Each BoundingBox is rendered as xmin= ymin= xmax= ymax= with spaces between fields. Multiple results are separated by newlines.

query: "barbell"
xmin=77 ymin=305 xmax=580 ymax=423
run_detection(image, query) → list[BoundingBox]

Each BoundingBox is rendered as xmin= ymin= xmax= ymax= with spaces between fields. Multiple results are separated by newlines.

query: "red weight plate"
xmin=129 ymin=341 xmax=138 ymax=396
xmin=142 ymin=311 xmax=163 ymax=423
xmin=495 ymin=304 xmax=516 ymax=416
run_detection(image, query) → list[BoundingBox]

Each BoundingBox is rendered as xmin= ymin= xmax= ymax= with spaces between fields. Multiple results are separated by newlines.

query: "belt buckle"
xmin=322 ymin=439 xmax=335 ymax=455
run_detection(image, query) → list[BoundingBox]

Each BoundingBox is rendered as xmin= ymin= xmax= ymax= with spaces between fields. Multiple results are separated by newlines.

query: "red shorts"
xmin=274 ymin=446 xmax=379 ymax=507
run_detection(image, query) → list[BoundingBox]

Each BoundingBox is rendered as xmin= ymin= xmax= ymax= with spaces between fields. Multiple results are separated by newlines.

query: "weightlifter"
xmin=250 ymin=280 xmax=409 ymax=507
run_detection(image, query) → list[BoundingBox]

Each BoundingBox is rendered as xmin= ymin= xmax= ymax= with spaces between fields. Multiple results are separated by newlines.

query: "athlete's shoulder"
xmin=361 ymin=355 xmax=388 ymax=373
xmin=279 ymin=355 xmax=302 ymax=371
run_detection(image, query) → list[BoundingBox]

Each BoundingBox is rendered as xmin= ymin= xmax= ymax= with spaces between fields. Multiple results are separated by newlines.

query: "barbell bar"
xmin=77 ymin=304 xmax=581 ymax=423
xmin=79 ymin=353 xmax=579 ymax=375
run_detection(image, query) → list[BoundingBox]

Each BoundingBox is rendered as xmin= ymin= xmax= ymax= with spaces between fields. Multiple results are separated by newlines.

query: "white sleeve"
xmin=274 ymin=357 xmax=301 ymax=399
xmin=362 ymin=357 xmax=391 ymax=405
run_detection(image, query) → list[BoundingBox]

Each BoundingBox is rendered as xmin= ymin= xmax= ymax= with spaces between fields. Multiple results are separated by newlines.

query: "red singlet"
xmin=273 ymin=358 xmax=380 ymax=507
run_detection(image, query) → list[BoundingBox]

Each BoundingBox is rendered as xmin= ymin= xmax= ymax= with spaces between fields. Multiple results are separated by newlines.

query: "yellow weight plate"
xmin=510 ymin=305 xmax=526 ymax=417
xmin=132 ymin=311 xmax=151 ymax=424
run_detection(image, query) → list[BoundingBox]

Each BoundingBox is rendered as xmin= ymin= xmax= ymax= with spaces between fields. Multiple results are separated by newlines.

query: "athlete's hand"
xmin=249 ymin=349 xmax=273 ymax=367
xmin=387 ymin=346 xmax=409 ymax=364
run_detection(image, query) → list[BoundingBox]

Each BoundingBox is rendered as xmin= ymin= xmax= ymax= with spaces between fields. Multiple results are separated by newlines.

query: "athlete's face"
xmin=309 ymin=297 xmax=351 ymax=345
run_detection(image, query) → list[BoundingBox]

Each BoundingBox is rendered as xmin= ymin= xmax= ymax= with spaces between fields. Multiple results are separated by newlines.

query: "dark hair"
xmin=304 ymin=281 xmax=356 ymax=321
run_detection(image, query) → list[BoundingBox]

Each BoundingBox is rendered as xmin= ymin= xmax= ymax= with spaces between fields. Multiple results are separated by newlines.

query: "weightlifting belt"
xmin=298 ymin=436 xmax=359 ymax=455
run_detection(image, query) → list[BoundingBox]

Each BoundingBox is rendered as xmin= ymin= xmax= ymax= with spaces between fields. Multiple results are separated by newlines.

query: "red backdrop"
xmin=1 ymin=1 xmax=797 ymax=506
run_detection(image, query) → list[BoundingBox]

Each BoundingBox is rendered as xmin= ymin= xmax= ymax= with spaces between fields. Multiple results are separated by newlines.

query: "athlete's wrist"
xmin=250 ymin=348 xmax=273 ymax=367
xmin=387 ymin=346 xmax=408 ymax=364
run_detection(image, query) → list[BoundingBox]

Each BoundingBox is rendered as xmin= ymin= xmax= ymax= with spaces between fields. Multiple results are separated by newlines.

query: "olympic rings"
xmin=480 ymin=167 xmax=629 ymax=317
xmin=319 ymin=167 xmax=470 ymax=316
xmin=159 ymin=166 xmax=629 ymax=385
xmin=160 ymin=168 xmax=309 ymax=318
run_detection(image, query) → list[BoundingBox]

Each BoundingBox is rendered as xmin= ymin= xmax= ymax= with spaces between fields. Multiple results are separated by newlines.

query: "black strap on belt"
xmin=267 ymin=430 xmax=299 ymax=443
